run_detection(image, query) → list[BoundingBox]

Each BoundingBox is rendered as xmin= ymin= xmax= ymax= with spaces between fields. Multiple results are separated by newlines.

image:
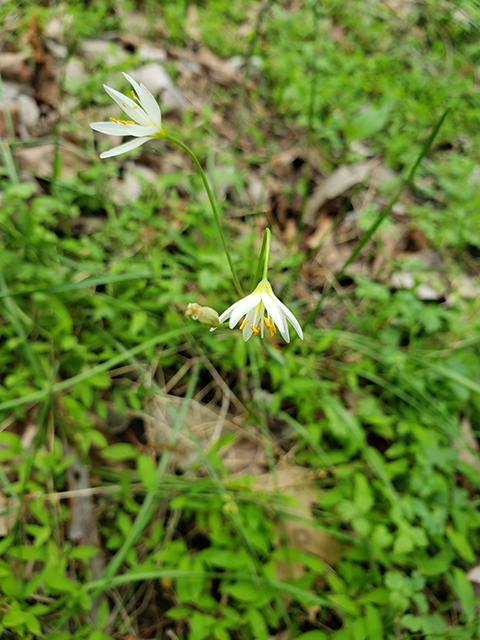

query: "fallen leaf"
xmin=146 ymin=394 xmax=239 ymax=472
xmin=254 ymin=462 xmax=339 ymax=579
xmin=167 ymin=45 xmax=256 ymax=89
xmin=455 ymin=416 xmax=480 ymax=472
xmin=305 ymin=159 xmax=381 ymax=226
xmin=0 ymin=493 xmax=17 ymax=537
xmin=66 ymin=452 xmax=105 ymax=622
xmin=0 ymin=52 xmax=31 ymax=82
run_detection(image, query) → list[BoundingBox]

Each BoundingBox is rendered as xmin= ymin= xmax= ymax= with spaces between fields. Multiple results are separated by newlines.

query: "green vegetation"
xmin=1 ymin=0 xmax=480 ymax=638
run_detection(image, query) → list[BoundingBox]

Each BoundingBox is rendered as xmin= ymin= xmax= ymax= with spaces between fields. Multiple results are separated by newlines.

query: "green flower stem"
xmin=262 ymin=228 xmax=271 ymax=280
xmin=165 ymin=135 xmax=243 ymax=296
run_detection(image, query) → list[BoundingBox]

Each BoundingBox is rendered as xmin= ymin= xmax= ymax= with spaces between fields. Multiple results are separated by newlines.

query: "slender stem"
xmin=262 ymin=228 xmax=271 ymax=280
xmin=165 ymin=135 xmax=242 ymax=296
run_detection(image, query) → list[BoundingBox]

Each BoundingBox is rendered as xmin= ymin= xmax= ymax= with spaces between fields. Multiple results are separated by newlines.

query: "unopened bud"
xmin=185 ymin=303 xmax=220 ymax=329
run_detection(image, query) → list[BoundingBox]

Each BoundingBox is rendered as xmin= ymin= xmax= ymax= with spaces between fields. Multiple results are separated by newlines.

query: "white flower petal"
xmin=90 ymin=121 xmax=158 ymax=137
xmin=276 ymin=298 xmax=304 ymax=340
xmin=122 ymin=73 xmax=143 ymax=100
xmin=99 ymin=137 xmax=152 ymax=159
xmin=229 ymin=293 xmax=261 ymax=329
xmin=138 ymin=83 xmax=162 ymax=128
xmin=218 ymin=301 xmax=238 ymax=324
xmin=242 ymin=324 xmax=254 ymax=341
xmin=242 ymin=309 xmax=255 ymax=341
xmin=103 ymin=85 xmax=151 ymax=126
xmin=262 ymin=292 xmax=287 ymax=337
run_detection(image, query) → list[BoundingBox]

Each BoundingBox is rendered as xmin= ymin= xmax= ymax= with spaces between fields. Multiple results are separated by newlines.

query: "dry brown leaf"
xmin=66 ymin=453 xmax=105 ymax=622
xmin=167 ymin=45 xmax=256 ymax=89
xmin=0 ymin=52 xmax=31 ymax=82
xmin=146 ymin=394 xmax=238 ymax=472
xmin=254 ymin=462 xmax=339 ymax=579
xmin=0 ymin=106 xmax=19 ymax=138
xmin=304 ymin=211 xmax=334 ymax=250
xmin=467 ymin=564 xmax=480 ymax=602
xmin=305 ymin=159 xmax=381 ymax=226
xmin=455 ymin=416 xmax=480 ymax=472
xmin=0 ymin=493 xmax=17 ymax=537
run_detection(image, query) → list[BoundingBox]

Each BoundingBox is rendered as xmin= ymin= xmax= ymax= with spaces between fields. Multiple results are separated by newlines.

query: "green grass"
xmin=1 ymin=0 xmax=480 ymax=638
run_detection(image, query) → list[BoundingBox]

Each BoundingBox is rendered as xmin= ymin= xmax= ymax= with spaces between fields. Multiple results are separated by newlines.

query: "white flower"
xmin=90 ymin=72 xmax=166 ymax=159
xmin=213 ymin=278 xmax=303 ymax=343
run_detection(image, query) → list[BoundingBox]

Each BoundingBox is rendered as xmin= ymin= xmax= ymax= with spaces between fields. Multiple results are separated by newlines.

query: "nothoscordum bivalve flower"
xmin=90 ymin=72 xmax=167 ymax=159
xmin=214 ymin=277 xmax=303 ymax=343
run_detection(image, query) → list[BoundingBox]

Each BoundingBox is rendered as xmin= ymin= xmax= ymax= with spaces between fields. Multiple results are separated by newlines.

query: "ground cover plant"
xmin=1 ymin=0 xmax=480 ymax=638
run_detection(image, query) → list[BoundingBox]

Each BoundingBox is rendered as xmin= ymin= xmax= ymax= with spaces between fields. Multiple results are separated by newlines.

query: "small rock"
xmin=223 ymin=55 xmax=263 ymax=82
xmin=45 ymin=39 xmax=68 ymax=58
xmin=79 ymin=39 xmax=127 ymax=66
xmin=111 ymin=163 xmax=156 ymax=204
xmin=415 ymin=283 xmax=443 ymax=300
xmin=65 ymin=57 xmax=86 ymax=81
xmin=391 ymin=271 xmax=415 ymax=289
xmin=17 ymin=94 xmax=40 ymax=137
xmin=176 ymin=58 xmax=202 ymax=76
xmin=15 ymin=143 xmax=89 ymax=178
xmin=137 ymin=44 xmax=167 ymax=63
xmin=452 ymin=274 xmax=480 ymax=300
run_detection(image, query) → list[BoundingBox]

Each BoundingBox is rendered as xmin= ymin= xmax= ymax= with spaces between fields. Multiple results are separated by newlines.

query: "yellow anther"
xmin=122 ymin=101 xmax=127 ymax=108
xmin=132 ymin=104 xmax=139 ymax=109
xmin=131 ymin=91 xmax=137 ymax=100
xmin=119 ymin=120 xmax=127 ymax=125
xmin=250 ymin=325 xmax=260 ymax=336
xmin=239 ymin=318 xmax=249 ymax=331
xmin=110 ymin=117 xmax=118 ymax=123
xmin=263 ymin=316 xmax=276 ymax=337
xmin=126 ymin=120 xmax=135 ymax=124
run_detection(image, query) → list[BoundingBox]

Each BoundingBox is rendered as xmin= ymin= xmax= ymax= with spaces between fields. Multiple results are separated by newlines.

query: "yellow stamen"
xmin=263 ymin=316 xmax=277 ymax=337
xmin=250 ymin=325 xmax=260 ymax=336
xmin=119 ymin=120 xmax=127 ymax=125
xmin=126 ymin=120 xmax=135 ymax=124
xmin=110 ymin=118 xmax=118 ymax=123
xmin=239 ymin=318 xmax=249 ymax=331
xmin=131 ymin=91 xmax=137 ymax=100
xmin=122 ymin=101 xmax=127 ymax=108
xmin=132 ymin=105 xmax=139 ymax=109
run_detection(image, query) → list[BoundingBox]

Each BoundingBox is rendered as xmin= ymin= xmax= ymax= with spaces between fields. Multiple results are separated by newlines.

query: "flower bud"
xmin=185 ymin=303 xmax=220 ymax=329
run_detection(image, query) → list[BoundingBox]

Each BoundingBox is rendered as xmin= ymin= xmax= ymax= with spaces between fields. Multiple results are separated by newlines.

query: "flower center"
xmin=239 ymin=315 xmax=276 ymax=338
